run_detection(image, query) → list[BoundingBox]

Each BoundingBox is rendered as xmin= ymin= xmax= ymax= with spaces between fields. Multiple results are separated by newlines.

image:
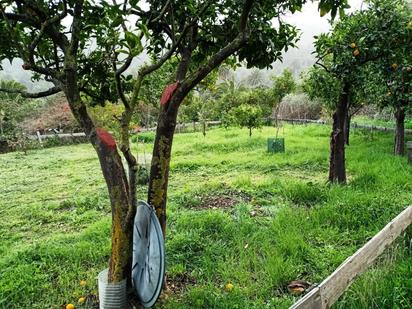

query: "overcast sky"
xmin=284 ymin=0 xmax=364 ymax=52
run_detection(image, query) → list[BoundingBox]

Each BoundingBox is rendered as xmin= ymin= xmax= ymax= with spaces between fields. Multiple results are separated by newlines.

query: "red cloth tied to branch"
xmin=96 ymin=128 xmax=117 ymax=150
xmin=160 ymin=82 xmax=178 ymax=106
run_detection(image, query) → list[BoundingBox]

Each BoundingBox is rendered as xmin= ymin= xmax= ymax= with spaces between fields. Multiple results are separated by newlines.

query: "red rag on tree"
xmin=160 ymin=82 xmax=178 ymax=106
xmin=96 ymin=128 xmax=117 ymax=150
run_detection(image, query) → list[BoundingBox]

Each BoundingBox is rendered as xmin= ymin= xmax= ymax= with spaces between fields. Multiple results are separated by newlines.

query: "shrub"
xmin=278 ymin=93 xmax=322 ymax=120
xmin=229 ymin=104 xmax=263 ymax=137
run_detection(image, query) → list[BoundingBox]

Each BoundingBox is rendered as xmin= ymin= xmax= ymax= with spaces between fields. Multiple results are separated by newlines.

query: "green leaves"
xmin=125 ymin=31 xmax=143 ymax=55
xmin=311 ymin=0 xmax=411 ymax=113
xmin=229 ymin=103 xmax=264 ymax=136
xmin=318 ymin=0 xmax=350 ymax=19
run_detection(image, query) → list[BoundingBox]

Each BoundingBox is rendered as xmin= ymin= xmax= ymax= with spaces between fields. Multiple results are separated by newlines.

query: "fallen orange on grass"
xmin=224 ymin=282 xmax=234 ymax=292
xmin=78 ymin=297 xmax=86 ymax=304
xmin=79 ymin=280 xmax=87 ymax=286
xmin=66 ymin=304 xmax=75 ymax=309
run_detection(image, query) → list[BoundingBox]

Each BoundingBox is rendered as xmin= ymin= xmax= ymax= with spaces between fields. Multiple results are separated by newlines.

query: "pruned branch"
xmin=0 ymin=86 xmax=61 ymax=98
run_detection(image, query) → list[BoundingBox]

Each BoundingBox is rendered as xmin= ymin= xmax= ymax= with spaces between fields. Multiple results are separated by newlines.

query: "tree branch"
xmin=152 ymin=0 xmax=171 ymax=23
xmin=0 ymin=86 xmax=61 ymax=98
xmin=169 ymin=0 xmax=255 ymax=108
xmin=70 ymin=0 xmax=84 ymax=56
xmin=315 ymin=58 xmax=330 ymax=73
xmin=112 ymin=55 xmax=131 ymax=108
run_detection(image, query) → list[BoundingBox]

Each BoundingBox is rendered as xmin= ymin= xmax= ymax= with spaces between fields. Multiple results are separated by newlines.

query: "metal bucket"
xmin=98 ymin=268 xmax=127 ymax=309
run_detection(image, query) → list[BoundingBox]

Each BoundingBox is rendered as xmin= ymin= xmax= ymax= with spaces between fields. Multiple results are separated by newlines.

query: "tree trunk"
xmin=344 ymin=114 xmax=351 ymax=146
xmin=94 ymin=138 xmax=134 ymax=283
xmin=394 ymin=106 xmax=405 ymax=156
xmin=202 ymin=121 xmax=206 ymax=137
xmin=329 ymin=82 xmax=349 ymax=184
xmin=64 ymin=82 xmax=134 ymax=284
xmin=249 ymin=127 xmax=252 ymax=137
xmin=148 ymin=107 xmax=178 ymax=236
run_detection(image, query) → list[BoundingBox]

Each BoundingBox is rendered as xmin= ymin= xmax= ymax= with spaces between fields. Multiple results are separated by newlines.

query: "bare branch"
xmin=0 ymin=86 xmax=61 ymax=98
xmin=29 ymin=5 xmax=68 ymax=54
xmin=315 ymin=58 xmax=330 ymax=73
xmin=151 ymin=0 xmax=171 ymax=23
xmin=112 ymin=55 xmax=131 ymax=108
xmin=70 ymin=0 xmax=84 ymax=56
xmin=239 ymin=0 xmax=254 ymax=31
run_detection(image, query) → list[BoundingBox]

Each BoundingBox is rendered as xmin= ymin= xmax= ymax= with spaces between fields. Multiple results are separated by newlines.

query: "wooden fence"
xmin=290 ymin=205 xmax=412 ymax=309
xmin=278 ymin=118 xmax=412 ymax=134
xmin=29 ymin=118 xmax=411 ymax=142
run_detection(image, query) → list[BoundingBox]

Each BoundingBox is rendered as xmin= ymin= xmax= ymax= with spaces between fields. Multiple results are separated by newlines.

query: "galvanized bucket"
xmin=98 ymin=268 xmax=127 ymax=309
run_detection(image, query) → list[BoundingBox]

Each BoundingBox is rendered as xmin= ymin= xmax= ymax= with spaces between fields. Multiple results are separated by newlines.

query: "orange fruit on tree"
xmin=353 ymin=49 xmax=360 ymax=57
xmin=391 ymin=63 xmax=398 ymax=70
xmin=350 ymin=42 xmax=356 ymax=48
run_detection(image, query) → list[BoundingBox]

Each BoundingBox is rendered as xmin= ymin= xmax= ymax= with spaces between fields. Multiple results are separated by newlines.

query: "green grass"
xmin=0 ymin=124 xmax=411 ymax=309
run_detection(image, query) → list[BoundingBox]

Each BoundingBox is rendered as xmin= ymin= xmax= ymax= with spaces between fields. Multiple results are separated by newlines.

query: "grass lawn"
xmin=0 ymin=124 xmax=411 ymax=309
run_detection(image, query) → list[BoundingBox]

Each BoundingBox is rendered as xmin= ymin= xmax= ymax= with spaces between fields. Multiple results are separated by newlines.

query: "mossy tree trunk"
xmin=63 ymin=62 xmax=135 ymax=284
xmin=148 ymin=106 xmax=178 ymax=236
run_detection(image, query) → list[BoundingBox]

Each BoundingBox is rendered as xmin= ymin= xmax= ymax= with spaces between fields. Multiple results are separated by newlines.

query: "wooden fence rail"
xmin=278 ymin=118 xmax=412 ymax=134
xmin=290 ymin=205 xmax=412 ymax=309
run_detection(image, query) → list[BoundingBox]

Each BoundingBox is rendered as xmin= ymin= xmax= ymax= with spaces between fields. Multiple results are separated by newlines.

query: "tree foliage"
xmin=270 ymin=69 xmax=296 ymax=105
xmin=230 ymin=103 xmax=263 ymax=136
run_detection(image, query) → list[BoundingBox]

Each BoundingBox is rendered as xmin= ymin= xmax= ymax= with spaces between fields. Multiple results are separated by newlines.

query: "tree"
xmin=270 ymin=69 xmax=296 ymax=127
xmin=0 ymin=0 xmax=348 ymax=296
xmin=271 ymin=69 xmax=296 ymax=106
xmin=352 ymin=59 xmax=411 ymax=155
xmin=0 ymin=80 xmax=49 ymax=143
xmin=312 ymin=0 xmax=410 ymax=183
xmin=230 ymin=103 xmax=263 ymax=136
xmin=243 ymin=68 xmax=266 ymax=88
xmin=0 ymin=80 xmax=26 ymax=137
xmin=376 ymin=58 xmax=411 ymax=156
xmin=0 ymin=0 xmax=194 ymax=286
xmin=386 ymin=64 xmax=411 ymax=156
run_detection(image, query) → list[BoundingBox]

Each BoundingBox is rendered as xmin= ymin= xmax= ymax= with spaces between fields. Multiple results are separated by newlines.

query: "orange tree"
xmin=311 ymin=0 xmax=410 ymax=183
xmin=0 ymin=0 xmax=348 ymax=291
xmin=370 ymin=57 xmax=411 ymax=156
xmin=383 ymin=62 xmax=411 ymax=156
